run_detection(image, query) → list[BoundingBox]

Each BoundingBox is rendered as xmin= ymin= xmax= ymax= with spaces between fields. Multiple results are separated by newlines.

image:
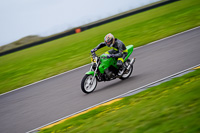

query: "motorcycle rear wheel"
xmin=81 ymin=74 xmax=97 ymax=94
xmin=119 ymin=64 xmax=133 ymax=80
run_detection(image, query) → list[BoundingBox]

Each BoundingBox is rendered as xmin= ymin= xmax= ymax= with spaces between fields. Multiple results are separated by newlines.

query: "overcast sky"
xmin=0 ymin=0 xmax=160 ymax=46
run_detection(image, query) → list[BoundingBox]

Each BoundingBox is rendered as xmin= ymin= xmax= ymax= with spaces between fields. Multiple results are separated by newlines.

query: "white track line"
xmin=0 ymin=64 xmax=89 ymax=97
xmin=27 ymin=63 xmax=200 ymax=133
xmin=1 ymin=26 xmax=200 ymax=97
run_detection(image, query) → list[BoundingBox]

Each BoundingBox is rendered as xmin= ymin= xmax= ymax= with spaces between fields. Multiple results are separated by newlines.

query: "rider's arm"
xmin=91 ymin=42 xmax=106 ymax=53
xmin=95 ymin=42 xmax=106 ymax=50
xmin=113 ymin=49 xmax=123 ymax=58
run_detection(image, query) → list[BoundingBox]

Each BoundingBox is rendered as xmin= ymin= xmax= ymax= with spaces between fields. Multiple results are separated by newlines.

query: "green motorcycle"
xmin=81 ymin=45 xmax=135 ymax=94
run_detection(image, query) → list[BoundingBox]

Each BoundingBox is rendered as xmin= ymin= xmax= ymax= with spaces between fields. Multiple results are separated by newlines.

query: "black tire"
xmin=81 ymin=74 xmax=97 ymax=94
xmin=119 ymin=64 xmax=133 ymax=80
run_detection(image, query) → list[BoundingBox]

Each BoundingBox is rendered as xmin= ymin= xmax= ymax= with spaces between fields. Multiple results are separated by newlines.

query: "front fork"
xmin=89 ymin=61 xmax=99 ymax=85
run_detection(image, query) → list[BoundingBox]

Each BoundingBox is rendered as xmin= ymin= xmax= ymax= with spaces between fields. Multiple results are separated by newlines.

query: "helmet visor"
xmin=105 ymin=38 xmax=113 ymax=47
xmin=106 ymin=41 xmax=112 ymax=46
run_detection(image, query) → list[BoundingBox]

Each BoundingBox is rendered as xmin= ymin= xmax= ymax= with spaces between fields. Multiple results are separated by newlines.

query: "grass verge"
xmin=0 ymin=0 xmax=200 ymax=94
xmin=39 ymin=69 xmax=200 ymax=133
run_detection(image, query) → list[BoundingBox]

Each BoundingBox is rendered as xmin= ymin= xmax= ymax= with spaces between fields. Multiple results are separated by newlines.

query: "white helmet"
xmin=104 ymin=33 xmax=115 ymax=47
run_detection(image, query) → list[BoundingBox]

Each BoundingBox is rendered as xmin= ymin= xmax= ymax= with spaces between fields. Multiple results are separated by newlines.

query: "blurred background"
xmin=0 ymin=0 xmax=160 ymax=46
xmin=0 ymin=0 xmax=199 ymax=132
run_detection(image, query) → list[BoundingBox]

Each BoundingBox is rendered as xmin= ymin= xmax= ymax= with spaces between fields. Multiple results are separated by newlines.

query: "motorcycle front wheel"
xmin=81 ymin=74 xmax=97 ymax=94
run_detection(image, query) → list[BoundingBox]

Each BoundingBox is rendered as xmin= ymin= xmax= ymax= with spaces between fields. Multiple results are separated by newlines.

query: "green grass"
xmin=0 ymin=35 xmax=45 ymax=53
xmin=39 ymin=69 xmax=200 ymax=133
xmin=0 ymin=0 xmax=200 ymax=94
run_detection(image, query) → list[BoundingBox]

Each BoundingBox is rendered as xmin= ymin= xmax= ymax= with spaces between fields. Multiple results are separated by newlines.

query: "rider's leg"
xmin=117 ymin=52 xmax=128 ymax=76
xmin=106 ymin=49 xmax=116 ymax=54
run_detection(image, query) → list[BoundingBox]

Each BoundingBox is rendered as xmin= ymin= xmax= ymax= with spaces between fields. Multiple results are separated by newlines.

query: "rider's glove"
xmin=91 ymin=48 xmax=97 ymax=53
xmin=107 ymin=54 xmax=115 ymax=58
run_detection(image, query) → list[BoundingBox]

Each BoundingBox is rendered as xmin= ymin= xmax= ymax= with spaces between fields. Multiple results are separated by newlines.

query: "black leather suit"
xmin=95 ymin=38 xmax=127 ymax=67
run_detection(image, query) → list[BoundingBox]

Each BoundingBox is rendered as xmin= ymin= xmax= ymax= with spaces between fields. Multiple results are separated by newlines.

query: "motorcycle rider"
xmin=91 ymin=33 xmax=128 ymax=76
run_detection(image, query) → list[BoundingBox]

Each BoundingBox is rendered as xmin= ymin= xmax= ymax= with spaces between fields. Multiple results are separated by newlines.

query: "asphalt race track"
xmin=0 ymin=27 xmax=200 ymax=133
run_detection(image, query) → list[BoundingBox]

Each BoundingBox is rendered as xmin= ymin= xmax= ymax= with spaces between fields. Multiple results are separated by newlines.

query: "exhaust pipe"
xmin=127 ymin=58 xmax=135 ymax=70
